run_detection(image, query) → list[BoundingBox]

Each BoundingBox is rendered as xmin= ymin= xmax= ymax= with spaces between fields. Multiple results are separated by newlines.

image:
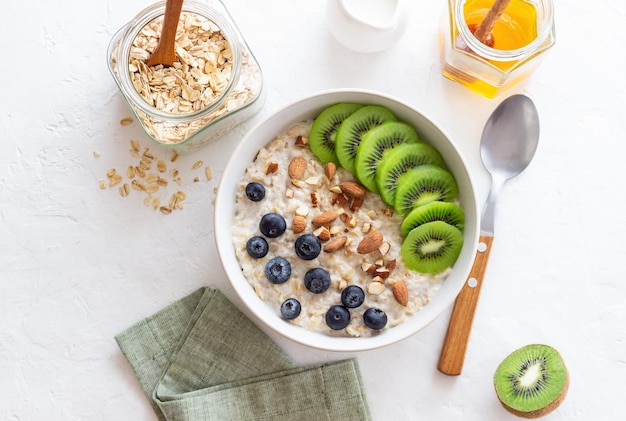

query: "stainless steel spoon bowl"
xmin=438 ymin=94 xmax=540 ymax=375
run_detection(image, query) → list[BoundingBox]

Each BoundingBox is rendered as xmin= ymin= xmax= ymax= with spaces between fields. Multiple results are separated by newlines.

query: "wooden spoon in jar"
xmin=146 ymin=0 xmax=184 ymax=67
xmin=471 ymin=0 xmax=511 ymax=47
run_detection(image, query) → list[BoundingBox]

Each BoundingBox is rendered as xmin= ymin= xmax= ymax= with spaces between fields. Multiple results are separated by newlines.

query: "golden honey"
xmin=441 ymin=0 xmax=555 ymax=98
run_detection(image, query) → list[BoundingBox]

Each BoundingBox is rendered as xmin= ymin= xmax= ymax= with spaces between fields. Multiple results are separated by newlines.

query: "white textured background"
xmin=2 ymin=0 xmax=625 ymax=419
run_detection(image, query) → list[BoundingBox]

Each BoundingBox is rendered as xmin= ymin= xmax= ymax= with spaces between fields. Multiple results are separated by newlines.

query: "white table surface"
xmin=2 ymin=0 xmax=625 ymax=419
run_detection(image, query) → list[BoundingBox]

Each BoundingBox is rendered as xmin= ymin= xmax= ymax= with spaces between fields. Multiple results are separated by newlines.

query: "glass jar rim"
xmin=114 ymin=0 xmax=242 ymax=122
xmin=456 ymin=0 xmax=554 ymax=61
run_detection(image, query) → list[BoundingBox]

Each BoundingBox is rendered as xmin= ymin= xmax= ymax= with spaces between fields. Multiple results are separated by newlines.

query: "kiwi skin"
xmin=494 ymin=344 xmax=569 ymax=419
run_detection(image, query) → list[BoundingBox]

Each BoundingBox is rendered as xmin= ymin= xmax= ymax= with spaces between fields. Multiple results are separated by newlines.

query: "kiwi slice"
xmin=394 ymin=165 xmax=458 ymax=216
xmin=375 ymin=142 xmax=445 ymax=206
xmin=309 ymin=102 xmax=363 ymax=165
xmin=400 ymin=220 xmax=463 ymax=273
xmin=354 ymin=121 xmax=419 ymax=194
xmin=335 ymin=105 xmax=397 ymax=175
xmin=494 ymin=344 xmax=569 ymax=419
xmin=401 ymin=201 xmax=465 ymax=238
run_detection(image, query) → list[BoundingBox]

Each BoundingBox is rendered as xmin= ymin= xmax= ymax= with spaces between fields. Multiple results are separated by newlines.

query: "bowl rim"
xmin=214 ymin=88 xmax=479 ymax=352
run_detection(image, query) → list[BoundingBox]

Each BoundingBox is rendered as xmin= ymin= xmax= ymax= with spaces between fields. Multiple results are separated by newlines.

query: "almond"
xmin=292 ymin=215 xmax=307 ymax=233
xmin=288 ymin=156 xmax=307 ymax=179
xmin=392 ymin=281 xmax=409 ymax=306
xmin=357 ymin=230 xmax=383 ymax=254
xmin=361 ymin=262 xmax=377 ymax=274
xmin=314 ymin=226 xmax=331 ymax=241
xmin=340 ymin=181 xmax=366 ymax=198
xmin=266 ymin=162 xmax=278 ymax=175
xmin=294 ymin=135 xmax=308 ymax=146
xmin=311 ymin=210 xmax=338 ymax=226
xmin=324 ymin=162 xmax=336 ymax=180
xmin=323 ymin=236 xmax=347 ymax=253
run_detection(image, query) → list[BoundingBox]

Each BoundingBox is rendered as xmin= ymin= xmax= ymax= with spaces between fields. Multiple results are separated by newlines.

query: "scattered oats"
xmin=170 ymin=151 xmax=179 ymax=162
xmin=285 ymin=188 xmax=294 ymax=199
xmin=157 ymin=160 xmax=166 ymax=172
xmin=120 ymin=117 xmax=134 ymax=126
xmin=160 ymin=206 xmax=172 ymax=214
xmin=152 ymin=197 xmax=161 ymax=210
xmin=205 ymin=166 xmax=212 ymax=180
xmin=145 ymin=184 xmax=159 ymax=194
xmin=98 ymin=179 xmax=107 ymax=189
xmin=93 ymin=150 xmax=100 ymax=158
xmin=130 ymin=139 xmax=140 ymax=153
xmin=119 ymin=183 xmax=130 ymax=197
xmin=145 ymin=173 xmax=159 ymax=183
xmin=144 ymin=193 xmax=153 ymax=206
xmin=106 ymin=168 xmax=117 ymax=178
xmin=192 ymin=160 xmax=203 ymax=170
xmin=127 ymin=166 xmax=136 ymax=179
xmin=109 ymin=174 xmax=123 ymax=187
xmin=156 ymin=177 xmax=168 ymax=187
xmin=194 ymin=176 xmax=200 ymax=182
xmin=135 ymin=165 xmax=146 ymax=178
xmin=131 ymin=180 xmax=145 ymax=191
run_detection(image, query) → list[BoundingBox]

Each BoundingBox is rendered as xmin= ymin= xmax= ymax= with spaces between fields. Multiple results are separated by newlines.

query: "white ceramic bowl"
xmin=214 ymin=89 xmax=479 ymax=352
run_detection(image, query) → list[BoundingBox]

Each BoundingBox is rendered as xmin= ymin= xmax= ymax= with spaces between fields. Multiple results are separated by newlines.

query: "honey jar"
xmin=441 ymin=0 xmax=555 ymax=98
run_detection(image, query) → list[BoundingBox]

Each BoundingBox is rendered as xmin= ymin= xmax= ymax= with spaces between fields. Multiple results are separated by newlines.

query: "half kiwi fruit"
xmin=400 ymin=201 xmax=465 ymax=238
xmin=494 ymin=344 xmax=569 ymax=419
xmin=354 ymin=121 xmax=419 ymax=194
xmin=335 ymin=105 xmax=397 ymax=175
xmin=375 ymin=142 xmax=445 ymax=207
xmin=400 ymin=220 xmax=463 ymax=274
xmin=309 ymin=102 xmax=363 ymax=165
xmin=394 ymin=165 xmax=458 ymax=216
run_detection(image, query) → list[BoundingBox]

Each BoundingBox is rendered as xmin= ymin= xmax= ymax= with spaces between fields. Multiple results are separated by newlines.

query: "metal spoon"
xmin=438 ymin=94 xmax=540 ymax=376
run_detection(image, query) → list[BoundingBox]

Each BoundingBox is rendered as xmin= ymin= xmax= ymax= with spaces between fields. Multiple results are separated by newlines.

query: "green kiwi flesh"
xmin=400 ymin=220 xmax=463 ymax=273
xmin=335 ymin=105 xmax=397 ymax=175
xmin=401 ymin=201 xmax=465 ymax=238
xmin=309 ymin=102 xmax=363 ymax=165
xmin=394 ymin=165 xmax=458 ymax=216
xmin=354 ymin=121 xmax=419 ymax=194
xmin=375 ymin=142 xmax=446 ymax=206
xmin=494 ymin=344 xmax=569 ymax=419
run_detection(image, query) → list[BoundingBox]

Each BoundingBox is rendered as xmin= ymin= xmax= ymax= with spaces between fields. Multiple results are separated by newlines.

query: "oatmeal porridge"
xmin=231 ymin=120 xmax=453 ymax=337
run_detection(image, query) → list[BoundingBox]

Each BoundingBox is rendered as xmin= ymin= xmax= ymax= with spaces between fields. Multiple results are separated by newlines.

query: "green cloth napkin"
xmin=115 ymin=287 xmax=372 ymax=421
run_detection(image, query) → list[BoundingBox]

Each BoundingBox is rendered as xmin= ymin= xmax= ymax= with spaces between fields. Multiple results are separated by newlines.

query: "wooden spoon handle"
xmin=473 ymin=0 xmax=511 ymax=43
xmin=437 ymin=234 xmax=494 ymax=375
xmin=147 ymin=0 xmax=184 ymax=67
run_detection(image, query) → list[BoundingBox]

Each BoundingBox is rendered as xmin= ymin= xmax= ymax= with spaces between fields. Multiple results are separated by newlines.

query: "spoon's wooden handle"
xmin=147 ymin=0 xmax=184 ymax=67
xmin=437 ymin=234 xmax=494 ymax=375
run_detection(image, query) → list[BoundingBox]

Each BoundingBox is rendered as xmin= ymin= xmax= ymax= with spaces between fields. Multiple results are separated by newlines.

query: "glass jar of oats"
xmin=107 ymin=0 xmax=265 ymax=152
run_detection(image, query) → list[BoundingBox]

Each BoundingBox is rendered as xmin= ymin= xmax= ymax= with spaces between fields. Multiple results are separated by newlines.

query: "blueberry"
xmin=304 ymin=267 xmax=331 ymax=294
xmin=363 ymin=308 xmax=388 ymax=330
xmin=325 ymin=305 xmax=350 ymax=330
xmin=280 ymin=298 xmax=301 ymax=320
xmin=294 ymin=234 xmax=321 ymax=260
xmin=245 ymin=182 xmax=265 ymax=201
xmin=246 ymin=236 xmax=268 ymax=258
xmin=259 ymin=213 xmax=286 ymax=238
xmin=341 ymin=285 xmax=365 ymax=308
xmin=264 ymin=257 xmax=291 ymax=284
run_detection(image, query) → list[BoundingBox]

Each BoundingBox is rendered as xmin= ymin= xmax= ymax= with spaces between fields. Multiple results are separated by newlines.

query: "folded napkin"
xmin=115 ymin=287 xmax=372 ymax=421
